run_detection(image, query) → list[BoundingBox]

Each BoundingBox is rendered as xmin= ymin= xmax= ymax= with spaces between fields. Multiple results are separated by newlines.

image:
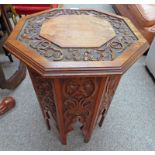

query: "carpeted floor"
xmin=0 ymin=4 xmax=155 ymax=151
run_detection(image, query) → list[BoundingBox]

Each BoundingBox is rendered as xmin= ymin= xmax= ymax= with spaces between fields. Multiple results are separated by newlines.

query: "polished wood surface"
xmin=40 ymin=15 xmax=116 ymax=48
xmin=0 ymin=96 xmax=15 ymax=115
xmin=4 ymin=9 xmax=149 ymax=77
xmin=4 ymin=9 xmax=149 ymax=145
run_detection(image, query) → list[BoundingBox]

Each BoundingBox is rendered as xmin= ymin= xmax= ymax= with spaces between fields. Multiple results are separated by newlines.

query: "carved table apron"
xmin=4 ymin=9 xmax=149 ymax=145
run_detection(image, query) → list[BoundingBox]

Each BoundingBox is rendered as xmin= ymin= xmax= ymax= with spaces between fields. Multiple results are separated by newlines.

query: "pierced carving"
xmin=28 ymin=69 xmax=122 ymax=144
xmin=98 ymin=75 xmax=121 ymax=127
xmin=17 ymin=9 xmax=137 ymax=62
xmin=61 ymin=78 xmax=98 ymax=134
xmin=28 ymin=70 xmax=57 ymax=130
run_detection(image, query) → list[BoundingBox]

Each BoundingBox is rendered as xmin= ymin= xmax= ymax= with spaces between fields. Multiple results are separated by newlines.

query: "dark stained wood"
xmin=0 ymin=5 xmax=26 ymax=89
xmin=0 ymin=62 xmax=26 ymax=89
xmin=4 ymin=9 xmax=149 ymax=144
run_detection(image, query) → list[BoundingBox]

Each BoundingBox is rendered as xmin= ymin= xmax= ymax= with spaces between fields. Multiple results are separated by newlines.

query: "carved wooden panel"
xmin=60 ymin=77 xmax=100 ymax=135
xmin=98 ymin=75 xmax=121 ymax=127
xmin=17 ymin=9 xmax=137 ymax=62
xmin=27 ymin=68 xmax=122 ymax=144
xmin=28 ymin=69 xmax=57 ymax=130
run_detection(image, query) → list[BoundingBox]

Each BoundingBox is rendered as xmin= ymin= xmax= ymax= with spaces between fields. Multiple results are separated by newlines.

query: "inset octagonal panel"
xmin=39 ymin=15 xmax=116 ymax=48
xmin=5 ymin=9 xmax=148 ymax=76
xmin=14 ymin=9 xmax=142 ymax=63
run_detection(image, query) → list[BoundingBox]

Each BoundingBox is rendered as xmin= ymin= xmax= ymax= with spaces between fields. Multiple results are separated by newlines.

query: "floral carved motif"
xmin=18 ymin=9 xmax=137 ymax=62
xmin=28 ymin=70 xmax=57 ymax=129
xmin=61 ymin=78 xmax=99 ymax=134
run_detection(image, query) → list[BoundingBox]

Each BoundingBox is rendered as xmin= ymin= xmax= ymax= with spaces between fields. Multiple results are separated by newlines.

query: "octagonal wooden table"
xmin=4 ymin=9 xmax=149 ymax=145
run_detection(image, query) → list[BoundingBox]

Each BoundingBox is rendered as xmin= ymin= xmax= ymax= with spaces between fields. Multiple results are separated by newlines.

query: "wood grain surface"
xmin=40 ymin=15 xmax=116 ymax=48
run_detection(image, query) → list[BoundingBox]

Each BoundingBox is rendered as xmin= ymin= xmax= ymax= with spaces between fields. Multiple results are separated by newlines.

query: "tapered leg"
xmin=53 ymin=79 xmax=67 ymax=145
xmin=83 ymin=76 xmax=109 ymax=143
xmin=59 ymin=77 xmax=103 ymax=143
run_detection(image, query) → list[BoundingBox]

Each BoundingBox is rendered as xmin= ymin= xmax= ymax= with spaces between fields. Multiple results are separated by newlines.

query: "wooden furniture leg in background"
xmin=0 ymin=62 xmax=26 ymax=89
xmin=0 ymin=5 xmax=27 ymax=89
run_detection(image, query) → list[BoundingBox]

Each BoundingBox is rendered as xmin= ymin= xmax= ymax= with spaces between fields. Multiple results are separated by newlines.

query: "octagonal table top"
xmin=40 ymin=15 xmax=116 ymax=48
xmin=4 ymin=9 xmax=149 ymax=77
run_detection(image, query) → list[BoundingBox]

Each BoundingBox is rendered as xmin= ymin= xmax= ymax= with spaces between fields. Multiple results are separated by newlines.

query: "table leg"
xmin=0 ymin=62 xmax=26 ymax=89
xmin=28 ymin=69 xmax=57 ymax=131
xmin=83 ymin=75 xmax=121 ymax=142
xmin=98 ymin=76 xmax=121 ymax=127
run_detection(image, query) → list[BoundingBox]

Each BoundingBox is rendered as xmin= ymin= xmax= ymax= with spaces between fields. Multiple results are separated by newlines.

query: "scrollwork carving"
xmin=28 ymin=70 xmax=57 ymax=129
xmin=61 ymin=78 xmax=98 ymax=134
xmin=18 ymin=9 xmax=137 ymax=62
